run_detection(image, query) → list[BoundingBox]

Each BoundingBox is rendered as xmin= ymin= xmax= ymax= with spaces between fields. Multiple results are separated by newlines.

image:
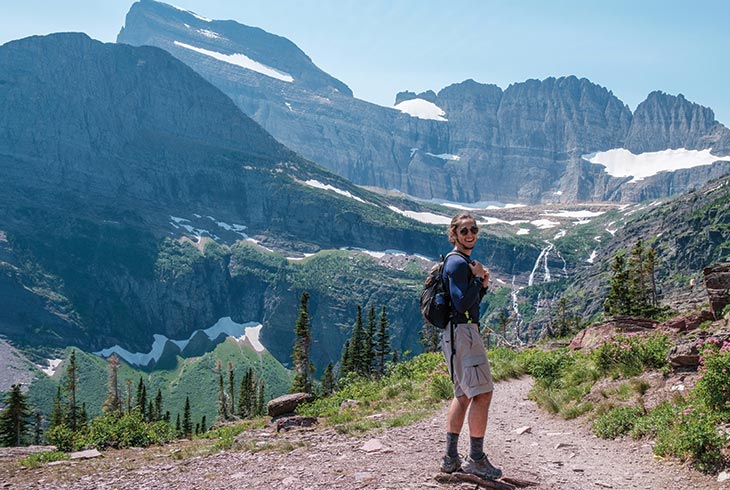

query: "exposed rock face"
xmin=704 ymin=263 xmax=730 ymax=319
xmin=118 ymin=0 xmax=730 ymax=204
xmin=569 ymin=317 xmax=657 ymax=351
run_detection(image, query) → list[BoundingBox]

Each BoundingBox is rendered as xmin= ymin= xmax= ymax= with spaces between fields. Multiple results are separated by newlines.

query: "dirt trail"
xmin=1 ymin=376 xmax=725 ymax=489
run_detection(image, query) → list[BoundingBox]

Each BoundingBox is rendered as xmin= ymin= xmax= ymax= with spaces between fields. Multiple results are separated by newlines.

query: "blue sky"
xmin=1 ymin=0 xmax=728 ymax=125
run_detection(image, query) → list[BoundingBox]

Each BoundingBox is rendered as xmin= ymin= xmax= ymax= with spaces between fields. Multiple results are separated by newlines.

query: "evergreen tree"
xmin=216 ymin=360 xmax=230 ymax=421
xmin=182 ymin=397 xmax=192 ymax=437
xmin=419 ymin=323 xmax=440 ymax=353
xmin=257 ymin=380 xmax=265 ymax=416
xmin=200 ymin=415 xmax=207 ymax=433
xmin=62 ymin=349 xmax=80 ymax=431
xmin=227 ymin=361 xmax=235 ymax=416
xmin=135 ymin=377 xmax=147 ymax=415
xmin=374 ymin=307 xmax=391 ymax=376
xmin=364 ymin=305 xmax=377 ymax=375
xmin=49 ymin=385 xmax=64 ymax=429
xmin=349 ymin=305 xmax=366 ymax=375
xmin=291 ymin=292 xmax=314 ymax=393
xmin=238 ymin=368 xmax=254 ymax=417
xmin=0 ymin=384 xmax=32 ymax=447
xmin=33 ymin=412 xmax=42 ymax=445
xmin=195 ymin=422 xmax=200 ymax=435
xmin=102 ymin=354 xmax=122 ymax=415
xmin=164 ymin=411 xmax=171 ymax=423
xmin=125 ymin=379 xmax=133 ymax=414
xmin=321 ymin=363 xmax=335 ymax=395
xmin=339 ymin=339 xmax=352 ymax=376
xmin=154 ymin=389 xmax=163 ymax=422
xmin=147 ymin=400 xmax=154 ymax=422
xmin=604 ymin=253 xmax=631 ymax=316
xmin=175 ymin=413 xmax=181 ymax=436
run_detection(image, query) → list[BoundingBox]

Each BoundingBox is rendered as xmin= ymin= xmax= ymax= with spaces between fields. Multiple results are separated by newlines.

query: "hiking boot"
xmin=462 ymin=454 xmax=502 ymax=480
xmin=440 ymin=454 xmax=462 ymax=473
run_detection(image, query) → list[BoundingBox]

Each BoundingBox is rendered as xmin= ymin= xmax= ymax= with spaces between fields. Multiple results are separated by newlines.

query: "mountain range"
xmin=118 ymin=0 xmax=730 ymax=205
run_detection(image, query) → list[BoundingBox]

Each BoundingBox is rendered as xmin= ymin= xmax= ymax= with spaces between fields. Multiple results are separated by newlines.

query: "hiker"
xmin=439 ymin=213 xmax=502 ymax=480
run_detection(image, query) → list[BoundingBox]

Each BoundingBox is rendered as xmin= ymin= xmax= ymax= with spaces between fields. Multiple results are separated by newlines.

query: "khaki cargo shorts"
xmin=441 ymin=323 xmax=494 ymax=399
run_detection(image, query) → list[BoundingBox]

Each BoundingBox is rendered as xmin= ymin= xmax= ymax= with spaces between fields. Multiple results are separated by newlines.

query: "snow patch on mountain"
xmin=173 ymin=41 xmax=294 ymax=82
xmin=94 ymin=317 xmax=262 ymax=367
xmin=387 ymin=206 xmax=451 ymax=225
xmin=394 ymin=98 xmax=447 ymax=121
xmin=170 ymin=4 xmax=212 ymax=22
xmin=304 ymin=179 xmax=368 ymax=203
xmin=583 ymin=148 xmax=730 ymax=182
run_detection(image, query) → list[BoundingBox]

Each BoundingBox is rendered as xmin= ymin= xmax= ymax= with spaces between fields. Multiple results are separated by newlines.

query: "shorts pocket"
xmin=462 ymin=354 xmax=490 ymax=386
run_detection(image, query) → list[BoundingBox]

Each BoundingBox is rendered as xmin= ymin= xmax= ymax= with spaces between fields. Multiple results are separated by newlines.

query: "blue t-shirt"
xmin=442 ymin=252 xmax=487 ymax=324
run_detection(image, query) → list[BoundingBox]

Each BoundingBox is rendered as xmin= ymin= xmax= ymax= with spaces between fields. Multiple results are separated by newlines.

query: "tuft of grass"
xmin=19 ymin=450 xmax=69 ymax=469
xmin=592 ymin=405 xmax=645 ymax=439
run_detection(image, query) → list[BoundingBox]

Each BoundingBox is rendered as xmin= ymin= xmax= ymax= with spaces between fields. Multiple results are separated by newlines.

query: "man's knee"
xmin=471 ymin=390 xmax=493 ymax=407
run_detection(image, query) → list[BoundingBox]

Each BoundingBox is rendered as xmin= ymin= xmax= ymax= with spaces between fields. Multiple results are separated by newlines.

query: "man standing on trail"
xmin=439 ymin=213 xmax=502 ymax=480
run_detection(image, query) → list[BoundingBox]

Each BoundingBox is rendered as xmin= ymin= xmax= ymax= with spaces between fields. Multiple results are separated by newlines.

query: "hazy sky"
xmin=1 ymin=0 xmax=728 ymax=125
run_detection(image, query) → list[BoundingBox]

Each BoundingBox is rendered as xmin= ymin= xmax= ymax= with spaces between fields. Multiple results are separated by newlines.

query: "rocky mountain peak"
xmin=625 ymin=90 xmax=721 ymax=152
xmin=119 ymin=0 xmax=352 ymax=97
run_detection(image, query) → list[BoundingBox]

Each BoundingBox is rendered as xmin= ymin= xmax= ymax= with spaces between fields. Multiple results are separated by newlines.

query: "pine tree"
xmin=135 ymin=377 xmax=147 ymax=415
xmin=339 ymin=339 xmax=352 ymax=376
xmin=227 ymin=361 xmax=235 ymax=417
xmin=33 ymin=412 xmax=42 ymax=445
xmin=102 ymin=354 xmax=122 ymax=415
xmin=291 ymin=292 xmax=314 ymax=393
xmin=216 ymin=360 xmax=230 ymax=421
xmin=419 ymin=323 xmax=440 ymax=354
xmin=604 ymin=253 xmax=631 ymax=316
xmin=62 ymin=349 xmax=80 ymax=431
xmin=200 ymin=415 xmax=207 ymax=433
xmin=375 ymin=307 xmax=391 ymax=376
xmin=257 ymin=380 xmax=265 ymax=416
xmin=0 ymin=384 xmax=32 ymax=447
xmin=604 ymin=243 xmax=661 ymax=319
xmin=125 ymin=379 xmax=133 ymax=414
xmin=364 ymin=305 xmax=377 ymax=375
xmin=146 ymin=400 xmax=154 ymax=422
xmin=321 ymin=363 xmax=335 ymax=395
xmin=182 ymin=397 xmax=192 ymax=437
xmin=154 ymin=389 xmax=163 ymax=422
xmin=175 ymin=413 xmax=181 ymax=436
xmin=49 ymin=385 xmax=64 ymax=429
xmin=238 ymin=368 xmax=253 ymax=417
xmin=349 ymin=305 xmax=366 ymax=375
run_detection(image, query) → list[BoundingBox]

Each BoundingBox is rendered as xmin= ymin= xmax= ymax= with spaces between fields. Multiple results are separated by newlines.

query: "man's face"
xmin=455 ymin=219 xmax=479 ymax=250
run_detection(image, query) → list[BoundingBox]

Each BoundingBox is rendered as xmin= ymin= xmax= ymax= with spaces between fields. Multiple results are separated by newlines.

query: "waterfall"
xmin=528 ymin=241 xmax=554 ymax=286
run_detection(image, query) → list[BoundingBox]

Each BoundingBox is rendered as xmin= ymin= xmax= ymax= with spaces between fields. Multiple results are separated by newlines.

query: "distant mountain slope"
xmin=118 ymin=0 xmax=730 ymax=204
xmin=0 ymin=32 xmax=543 ymax=373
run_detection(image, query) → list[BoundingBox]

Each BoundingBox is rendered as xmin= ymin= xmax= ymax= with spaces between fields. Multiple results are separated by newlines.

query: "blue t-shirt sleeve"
xmin=443 ymin=254 xmax=482 ymax=315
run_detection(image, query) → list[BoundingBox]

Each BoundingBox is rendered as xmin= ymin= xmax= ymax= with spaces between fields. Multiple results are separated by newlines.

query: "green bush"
xmin=654 ymin=406 xmax=727 ymax=473
xmin=694 ymin=340 xmax=730 ymax=416
xmin=591 ymin=405 xmax=645 ymax=439
xmin=46 ymin=424 xmax=79 ymax=452
xmin=523 ymin=348 xmax=574 ymax=387
xmin=488 ymin=347 xmax=527 ymax=382
xmin=630 ymin=400 xmax=679 ymax=439
xmin=592 ymin=333 xmax=670 ymax=378
xmin=81 ymin=411 xmax=175 ymax=450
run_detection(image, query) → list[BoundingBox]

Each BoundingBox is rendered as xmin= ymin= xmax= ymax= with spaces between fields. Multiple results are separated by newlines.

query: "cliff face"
xmin=118 ymin=0 xmax=730 ymax=205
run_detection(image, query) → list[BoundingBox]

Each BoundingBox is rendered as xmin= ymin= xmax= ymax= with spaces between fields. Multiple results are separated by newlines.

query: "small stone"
xmin=70 ymin=449 xmax=102 ymax=460
xmin=718 ymin=471 xmax=730 ymax=482
xmin=513 ymin=426 xmax=532 ymax=435
xmin=362 ymin=438 xmax=386 ymax=452
xmin=355 ymin=472 xmax=373 ymax=483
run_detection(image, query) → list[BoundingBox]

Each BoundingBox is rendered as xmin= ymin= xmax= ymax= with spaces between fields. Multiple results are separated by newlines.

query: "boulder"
xmin=266 ymin=392 xmax=314 ymax=418
xmin=659 ymin=310 xmax=714 ymax=333
xmin=569 ymin=316 xmax=657 ymax=350
xmin=704 ymin=263 xmax=730 ymax=319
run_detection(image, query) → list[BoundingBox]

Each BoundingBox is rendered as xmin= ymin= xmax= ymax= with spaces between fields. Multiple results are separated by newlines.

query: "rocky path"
xmin=2 ymin=377 xmax=725 ymax=489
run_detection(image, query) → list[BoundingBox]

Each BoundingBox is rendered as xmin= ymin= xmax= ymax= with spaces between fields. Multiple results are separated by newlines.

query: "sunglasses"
xmin=459 ymin=226 xmax=479 ymax=236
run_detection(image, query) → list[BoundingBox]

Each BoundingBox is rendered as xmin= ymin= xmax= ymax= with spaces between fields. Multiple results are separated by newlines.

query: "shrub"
xmin=46 ymin=424 xmax=79 ymax=452
xmin=653 ymin=406 xmax=727 ymax=473
xmin=523 ymin=348 xmax=574 ymax=388
xmin=591 ymin=405 xmax=645 ymax=439
xmin=694 ymin=339 xmax=730 ymax=416
xmin=81 ymin=411 xmax=174 ymax=450
xmin=592 ymin=333 xmax=670 ymax=378
xmin=630 ymin=400 xmax=679 ymax=439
